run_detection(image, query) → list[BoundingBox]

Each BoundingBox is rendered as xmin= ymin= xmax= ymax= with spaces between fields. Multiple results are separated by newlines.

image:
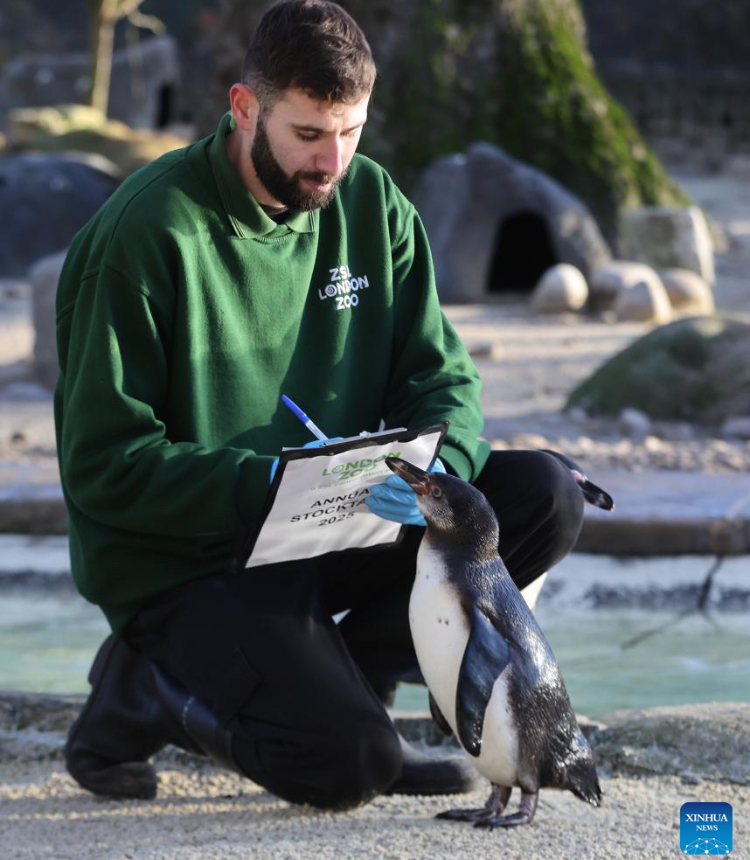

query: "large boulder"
xmin=622 ymin=206 xmax=715 ymax=286
xmin=612 ymin=272 xmax=672 ymax=323
xmin=660 ymin=268 xmax=715 ymax=316
xmin=589 ymin=261 xmax=664 ymax=312
xmin=7 ymin=105 xmax=190 ymax=178
xmin=0 ymin=152 xmax=118 ymax=277
xmin=567 ymin=314 xmax=750 ymax=424
xmin=29 ymin=251 xmax=68 ymax=389
xmin=411 ymin=143 xmax=611 ymax=303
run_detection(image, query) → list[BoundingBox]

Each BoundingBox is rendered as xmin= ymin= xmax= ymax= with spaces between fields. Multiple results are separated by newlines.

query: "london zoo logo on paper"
xmin=321 ymin=453 xmax=400 ymax=483
xmin=680 ymin=802 xmax=732 ymax=855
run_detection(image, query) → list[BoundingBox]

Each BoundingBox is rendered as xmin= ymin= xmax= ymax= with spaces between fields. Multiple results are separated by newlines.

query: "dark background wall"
xmin=2 ymin=0 xmax=749 ymax=150
xmin=579 ymin=0 xmax=750 ymax=155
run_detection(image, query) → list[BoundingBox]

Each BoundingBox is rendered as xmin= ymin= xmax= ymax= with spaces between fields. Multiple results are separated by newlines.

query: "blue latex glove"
xmin=364 ymin=458 xmax=446 ymax=526
xmin=269 ymin=437 xmax=344 ymax=483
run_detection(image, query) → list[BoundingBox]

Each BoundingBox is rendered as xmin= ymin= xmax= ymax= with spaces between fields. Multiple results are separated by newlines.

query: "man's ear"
xmin=229 ymin=83 xmax=259 ymax=132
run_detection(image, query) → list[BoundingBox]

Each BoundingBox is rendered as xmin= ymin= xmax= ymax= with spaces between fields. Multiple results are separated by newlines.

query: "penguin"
xmin=385 ymin=457 xmax=602 ymax=828
xmin=540 ymin=449 xmax=615 ymax=511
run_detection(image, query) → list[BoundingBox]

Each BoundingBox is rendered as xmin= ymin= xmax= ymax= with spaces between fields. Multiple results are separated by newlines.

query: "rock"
xmin=467 ymin=342 xmax=502 ymax=359
xmin=1 ymin=36 xmax=180 ymax=131
xmin=720 ymin=416 xmax=750 ymax=440
xmin=659 ymin=268 xmax=715 ymax=315
xmin=0 ymin=729 xmax=63 ymax=762
xmin=592 ymin=703 xmax=750 ymax=785
xmin=0 ymin=691 xmax=83 ymax=732
xmin=566 ymin=407 xmax=589 ymax=422
xmin=0 ymin=381 xmax=51 ymax=401
xmin=619 ymin=408 xmax=651 ymax=441
xmin=8 ymin=106 xmax=190 ymax=179
xmin=622 ymin=206 xmax=715 ymax=286
xmin=408 ymin=154 xmax=469 ymax=301
xmin=0 ymin=152 xmax=119 ymax=277
xmin=613 ymin=271 xmax=672 ymax=324
xmin=531 ymin=264 xmax=589 ymax=314
xmin=411 ymin=143 xmax=610 ymax=303
xmin=8 ymin=104 xmax=107 ymax=144
xmin=655 ymin=421 xmax=695 ymax=442
xmin=566 ymin=313 xmax=750 ymax=424
xmin=29 ymin=251 xmax=67 ymax=389
xmin=589 ymin=261 xmax=663 ymax=312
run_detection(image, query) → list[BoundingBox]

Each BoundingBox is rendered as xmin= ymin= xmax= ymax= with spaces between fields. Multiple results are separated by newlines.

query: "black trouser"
xmin=124 ymin=450 xmax=584 ymax=808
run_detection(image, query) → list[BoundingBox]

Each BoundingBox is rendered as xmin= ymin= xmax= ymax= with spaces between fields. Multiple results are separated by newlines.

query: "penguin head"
xmin=559 ymin=731 xmax=602 ymax=807
xmin=385 ymin=457 xmax=499 ymax=556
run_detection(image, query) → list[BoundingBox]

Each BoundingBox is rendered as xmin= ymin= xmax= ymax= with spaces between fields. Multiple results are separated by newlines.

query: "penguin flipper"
xmin=429 ymin=691 xmax=453 ymax=738
xmin=456 ymin=605 xmax=511 ymax=757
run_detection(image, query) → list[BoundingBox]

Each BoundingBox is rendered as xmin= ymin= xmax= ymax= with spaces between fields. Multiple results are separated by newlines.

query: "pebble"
xmin=721 ymin=416 xmax=750 ymax=440
xmin=618 ymin=408 xmax=652 ymax=442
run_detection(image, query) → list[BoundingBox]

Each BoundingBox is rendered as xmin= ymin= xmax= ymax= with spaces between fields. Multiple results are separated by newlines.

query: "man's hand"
xmin=364 ymin=459 xmax=446 ymax=526
xmin=269 ymin=438 xmax=344 ymax=483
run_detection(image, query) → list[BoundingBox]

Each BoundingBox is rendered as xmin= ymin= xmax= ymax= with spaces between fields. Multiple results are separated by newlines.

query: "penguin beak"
xmin=385 ymin=457 xmax=431 ymax=495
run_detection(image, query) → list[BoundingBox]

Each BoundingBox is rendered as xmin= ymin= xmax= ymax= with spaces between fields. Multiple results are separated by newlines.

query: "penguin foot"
xmin=436 ymin=784 xmax=511 ymax=823
xmin=436 ymin=806 xmax=501 ymax=824
xmin=474 ymin=790 xmax=538 ymax=829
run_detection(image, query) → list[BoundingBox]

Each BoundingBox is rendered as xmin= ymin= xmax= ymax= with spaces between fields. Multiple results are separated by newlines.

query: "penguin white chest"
xmin=409 ymin=546 xmax=469 ymax=711
xmin=409 ymin=544 xmax=520 ymax=786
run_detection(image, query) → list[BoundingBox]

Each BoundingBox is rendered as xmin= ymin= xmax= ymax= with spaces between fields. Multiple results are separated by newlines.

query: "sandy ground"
xmin=0 ymin=760 xmax=747 ymax=860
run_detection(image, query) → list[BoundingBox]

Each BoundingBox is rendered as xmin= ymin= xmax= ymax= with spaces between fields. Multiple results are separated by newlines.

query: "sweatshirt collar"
xmin=209 ymin=112 xmax=317 ymax=239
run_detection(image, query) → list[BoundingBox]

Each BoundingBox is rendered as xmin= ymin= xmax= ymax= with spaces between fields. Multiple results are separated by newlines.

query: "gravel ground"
xmin=0 ymin=759 xmax=747 ymax=860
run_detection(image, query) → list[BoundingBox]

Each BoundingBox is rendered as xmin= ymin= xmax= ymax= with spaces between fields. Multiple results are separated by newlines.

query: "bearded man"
xmin=56 ymin=0 xmax=584 ymax=809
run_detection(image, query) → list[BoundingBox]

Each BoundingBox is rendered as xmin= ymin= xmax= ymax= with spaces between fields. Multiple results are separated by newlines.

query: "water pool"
xmin=1 ymin=542 xmax=748 ymax=719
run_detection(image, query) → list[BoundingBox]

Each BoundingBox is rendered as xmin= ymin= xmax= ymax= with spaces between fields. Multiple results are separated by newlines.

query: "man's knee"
xmin=232 ymin=718 xmax=402 ymax=810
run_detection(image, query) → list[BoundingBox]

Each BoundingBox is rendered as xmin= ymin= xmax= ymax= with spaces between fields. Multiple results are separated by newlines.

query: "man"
xmin=56 ymin=0 xmax=584 ymax=809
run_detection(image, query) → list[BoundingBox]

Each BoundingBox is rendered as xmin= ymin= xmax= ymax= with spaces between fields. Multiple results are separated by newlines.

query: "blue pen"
xmin=281 ymin=394 xmax=329 ymax=442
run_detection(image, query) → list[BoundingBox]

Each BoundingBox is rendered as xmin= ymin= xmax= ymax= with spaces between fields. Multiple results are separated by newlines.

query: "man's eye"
xmin=297 ymin=133 xmax=318 ymax=142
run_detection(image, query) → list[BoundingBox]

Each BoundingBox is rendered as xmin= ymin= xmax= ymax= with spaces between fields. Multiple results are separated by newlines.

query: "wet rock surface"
xmin=593 ymin=703 xmax=750 ymax=785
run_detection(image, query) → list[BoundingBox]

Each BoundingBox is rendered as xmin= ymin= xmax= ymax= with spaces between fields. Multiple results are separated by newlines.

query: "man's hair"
xmin=242 ymin=0 xmax=376 ymax=111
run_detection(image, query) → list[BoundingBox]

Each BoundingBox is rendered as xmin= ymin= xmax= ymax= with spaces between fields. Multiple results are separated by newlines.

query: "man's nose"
xmin=315 ymin=137 xmax=344 ymax=178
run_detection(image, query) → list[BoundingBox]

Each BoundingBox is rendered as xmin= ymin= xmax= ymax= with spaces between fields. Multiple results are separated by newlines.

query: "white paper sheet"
xmin=245 ymin=427 xmax=444 ymax=568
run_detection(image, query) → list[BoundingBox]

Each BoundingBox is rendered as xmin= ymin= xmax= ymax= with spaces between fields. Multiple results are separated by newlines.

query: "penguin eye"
xmin=431 ymin=486 xmax=443 ymax=498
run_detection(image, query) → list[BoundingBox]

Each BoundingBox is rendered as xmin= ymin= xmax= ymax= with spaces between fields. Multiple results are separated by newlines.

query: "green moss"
xmin=567 ymin=315 xmax=750 ymax=423
xmin=493 ymin=0 xmax=689 ymax=240
xmin=359 ymin=0 xmax=689 ymax=244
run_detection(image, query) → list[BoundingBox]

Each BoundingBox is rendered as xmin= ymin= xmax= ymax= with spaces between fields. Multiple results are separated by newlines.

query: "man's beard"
xmin=251 ymin=118 xmax=348 ymax=212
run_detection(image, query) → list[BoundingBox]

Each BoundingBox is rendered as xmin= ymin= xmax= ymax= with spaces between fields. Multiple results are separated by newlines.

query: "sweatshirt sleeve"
xmin=383 ymin=206 xmax=489 ymax=482
xmin=57 ymin=264 xmax=273 ymax=537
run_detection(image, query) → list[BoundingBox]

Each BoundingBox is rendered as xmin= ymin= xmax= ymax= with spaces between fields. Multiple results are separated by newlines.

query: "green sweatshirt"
xmin=55 ymin=112 xmax=490 ymax=634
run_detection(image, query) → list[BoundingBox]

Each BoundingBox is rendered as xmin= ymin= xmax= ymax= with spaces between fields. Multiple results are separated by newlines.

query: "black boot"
xmin=65 ymin=636 xmax=238 ymax=799
xmin=150 ymin=665 xmax=238 ymax=774
xmin=387 ymin=734 xmax=482 ymax=795
xmin=375 ymin=683 xmax=481 ymax=796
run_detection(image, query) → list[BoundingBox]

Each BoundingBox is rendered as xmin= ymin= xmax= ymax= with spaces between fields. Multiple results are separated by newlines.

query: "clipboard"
xmin=241 ymin=423 xmax=448 ymax=569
